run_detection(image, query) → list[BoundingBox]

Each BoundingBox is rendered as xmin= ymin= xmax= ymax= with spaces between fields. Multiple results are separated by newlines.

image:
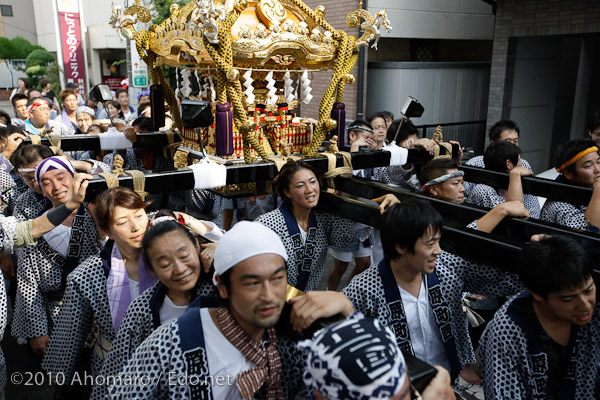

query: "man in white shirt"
xmin=115 ymin=89 xmax=136 ymax=122
xmin=343 ymin=198 xmax=524 ymax=385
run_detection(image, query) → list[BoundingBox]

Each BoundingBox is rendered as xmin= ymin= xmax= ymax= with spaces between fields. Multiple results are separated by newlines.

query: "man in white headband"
xmin=418 ymin=158 xmax=529 ymax=384
xmin=75 ymin=106 xmax=95 ymax=134
xmin=300 ymin=313 xmax=455 ymax=400
xmin=111 ymin=221 xmax=354 ymax=399
xmin=420 ymin=158 xmax=529 ymax=233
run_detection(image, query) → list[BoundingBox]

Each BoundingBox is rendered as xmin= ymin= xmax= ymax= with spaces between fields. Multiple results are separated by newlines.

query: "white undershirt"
xmin=43 ymin=223 xmax=72 ymax=257
xmin=297 ymin=223 xmax=307 ymax=244
xmin=128 ymin=278 xmax=139 ymax=299
xmin=159 ymin=295 xmax=187 ymax=324
xmin=200 ymin=308 xmax=256 ymax=399
xmin=398 ymin=280 xmax=450 ymax=371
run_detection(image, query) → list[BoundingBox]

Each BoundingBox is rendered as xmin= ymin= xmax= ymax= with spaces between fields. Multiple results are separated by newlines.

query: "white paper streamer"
xmin=189 ymin=158 xmax=227 ymax=190
xmin=200 ymin=77 xmax=208 ymax=99
xmin=301 ymin=70 xmax=313 ymax=105
xmin=207 ymin=73 xmax=216 ymax=102
xmin=294 ymin=72 xmax=300 ymax=99
xmin=283 ymin=70 xmax=294 ymax=104
xmin=174 ymin=67 xmax=181 ymax=99
xmin=195 ymin=69 xmax=204 ymax=98
xmin=180 ymin=68 xmax=192 ymax=98
xmin=265 ymin=71 xmax=278 ymax=105
xmin=243 ymin=68 xmax=255 ymax=105
xmin=98 ymin=127 xmax=134 ymax=150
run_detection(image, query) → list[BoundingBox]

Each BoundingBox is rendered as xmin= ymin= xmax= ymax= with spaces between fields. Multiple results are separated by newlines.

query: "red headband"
xmin=28 ymin=99 xmax=49 ymax=113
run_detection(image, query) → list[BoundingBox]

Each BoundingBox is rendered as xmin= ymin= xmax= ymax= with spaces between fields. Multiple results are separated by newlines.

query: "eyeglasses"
xmin=34 ymin=106 xmax=51 ymax=112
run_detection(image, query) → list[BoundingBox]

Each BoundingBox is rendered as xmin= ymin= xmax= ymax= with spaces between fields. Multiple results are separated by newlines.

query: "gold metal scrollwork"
xmin=256 ymin=0 xmax=287 ymax=28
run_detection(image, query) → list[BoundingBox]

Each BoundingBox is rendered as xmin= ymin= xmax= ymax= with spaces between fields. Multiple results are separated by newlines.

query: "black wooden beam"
xmin=316 ymin=189 xmax=522 ymax=270
xmin=23 ymin=132 xmax=176 ymax=151
xmin=28 ymin=133 xmax=590 ymax=205
xmin=83 ymin=148 xmax=433 ymax=200
xmin=332 ymin=176 xmax=600 ymax=247
xmin=461 ymin=165 xmax=592 ymax=205
xmin=317 ymin=189 xmax=600 ymax=277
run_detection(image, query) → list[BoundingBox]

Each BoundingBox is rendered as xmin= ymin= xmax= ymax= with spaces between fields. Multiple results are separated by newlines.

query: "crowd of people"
xmin=0 ymin=78 xmax=598 ymax=399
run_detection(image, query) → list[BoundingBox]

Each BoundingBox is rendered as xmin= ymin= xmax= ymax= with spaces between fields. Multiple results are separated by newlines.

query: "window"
xmin=0 ymin=5 xmax=13 ymax=17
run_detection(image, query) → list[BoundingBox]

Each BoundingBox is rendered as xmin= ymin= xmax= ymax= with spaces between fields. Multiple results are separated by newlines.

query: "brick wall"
xmin=298 ymin=0 xmax=364 ymax=121
xmin=487 ymin=0 xmax=600 ymax=131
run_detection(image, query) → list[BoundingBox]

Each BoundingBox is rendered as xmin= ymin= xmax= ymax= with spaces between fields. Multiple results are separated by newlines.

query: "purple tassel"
xmin=331 ymin=102 xmax=346 ymax=148
xmin=215 ymin=102 xmax=234 ymax=156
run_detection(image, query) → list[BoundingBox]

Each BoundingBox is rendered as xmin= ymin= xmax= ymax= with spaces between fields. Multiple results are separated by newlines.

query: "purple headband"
xmin=35 ymin=156 xmax=76 ymax=187
xmin=137 ymin=89 xmax=150 ymax=103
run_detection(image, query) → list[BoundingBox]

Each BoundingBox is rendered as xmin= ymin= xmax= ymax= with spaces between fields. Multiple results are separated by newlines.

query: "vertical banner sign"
xmin=57 ymin=0 xmax=86 ymax=97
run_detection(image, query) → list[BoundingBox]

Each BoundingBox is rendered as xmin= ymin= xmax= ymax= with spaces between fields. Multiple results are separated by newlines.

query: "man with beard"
xmin=110 ymin=221 xmax=354 ymax=399
xmin=481 ymin=236 xmax=599 ymax=399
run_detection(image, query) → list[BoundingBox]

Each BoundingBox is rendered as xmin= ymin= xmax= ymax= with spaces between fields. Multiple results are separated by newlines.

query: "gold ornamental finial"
xmin=433 ymin=125 xmax=443 ymax=144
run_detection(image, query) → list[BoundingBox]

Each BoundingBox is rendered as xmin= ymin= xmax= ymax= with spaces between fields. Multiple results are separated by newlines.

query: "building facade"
xmin=488 ymin=0 xmax=600 ymax=172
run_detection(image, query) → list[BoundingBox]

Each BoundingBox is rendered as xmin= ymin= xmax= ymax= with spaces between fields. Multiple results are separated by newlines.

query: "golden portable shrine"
xmin=109 ymin=0 xmax=392 ymax=163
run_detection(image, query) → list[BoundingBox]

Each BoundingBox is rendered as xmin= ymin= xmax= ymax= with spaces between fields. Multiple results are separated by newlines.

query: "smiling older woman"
xmin=92 ymin=211 xmax=222 ymax=400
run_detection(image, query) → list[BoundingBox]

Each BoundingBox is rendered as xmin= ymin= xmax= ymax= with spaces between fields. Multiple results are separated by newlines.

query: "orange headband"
xmin=556 ymin=146 xmax=599 ymax=173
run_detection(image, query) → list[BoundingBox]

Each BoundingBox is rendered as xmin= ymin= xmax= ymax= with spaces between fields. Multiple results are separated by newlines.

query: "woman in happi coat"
xmin=92 ymin=212 xmax=222 ymax=400
xmin=256 ymin=160 xmax=358 ymax=292
xmin=42 ymin=187 xmax=158 ymax=388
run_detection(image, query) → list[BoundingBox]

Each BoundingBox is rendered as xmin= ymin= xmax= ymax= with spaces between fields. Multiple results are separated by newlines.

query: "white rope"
xmin=174 ymin=66 xmax=181 ymax=99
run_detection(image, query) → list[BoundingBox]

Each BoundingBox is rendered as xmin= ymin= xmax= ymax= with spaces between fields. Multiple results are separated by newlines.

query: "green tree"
xmin=26 ymin=49 xmax=55 ymax=67
xmin=10 ymin=36 xmax=38 ymax=59
xmin=152 ymin=0 xmax=187 ymax=25
xmin=0 ymin=36 xmax=43 ymax=60
xmin=46 ymin=63 xmax=62 ymax=94
xmin=25 ymin=49 xmax=56 ymax=88
xmin=0 ymin=37 xmax=17 ymax=60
